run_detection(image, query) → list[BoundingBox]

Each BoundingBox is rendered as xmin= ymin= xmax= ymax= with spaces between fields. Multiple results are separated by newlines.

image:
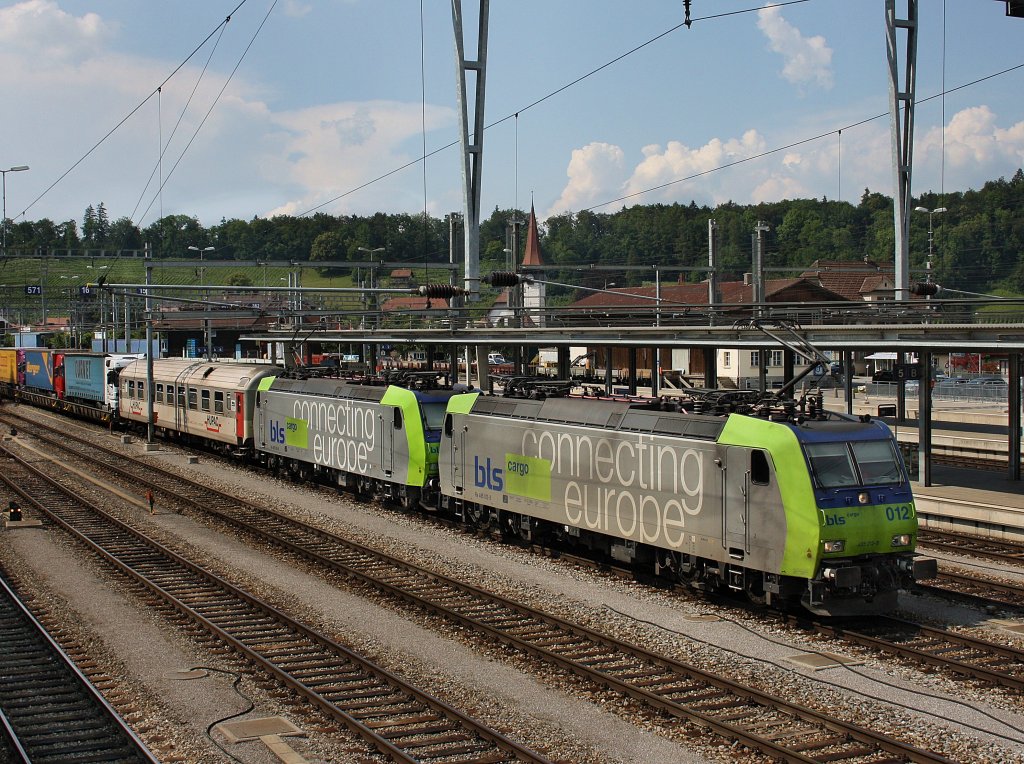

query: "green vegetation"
xmin=2 ymin=168 xmax=1022 ymax=308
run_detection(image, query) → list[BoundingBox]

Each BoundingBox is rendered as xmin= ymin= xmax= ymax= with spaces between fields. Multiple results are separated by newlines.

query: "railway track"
xmin=0 ymin=573 xmax=158 ymax=764
xmin=918 ymin=528 xmax=1024 ymax=564
xmin=0 ymin=443 xmax=549 ymax=764
xmin=1 ymin=413 xmax=962 ymax=763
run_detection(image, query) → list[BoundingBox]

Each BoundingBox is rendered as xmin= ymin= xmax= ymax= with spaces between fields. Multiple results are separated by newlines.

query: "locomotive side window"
xmin=201 ymin=389 xmax=211 ymax=412
xmin=392 ymin=407 xmax=402 ymax=429
xmin=805 ymin=442 xmax=857 ymax=487
xmin=851 ymin=440 xmax=901 ymax=485
xmin=214 ymin=391 xmax=225 ymax=413
xmin=444 ymin=413 xmax=453 ymax=437
xmin=750 ymin=449 xmax=770 ymax=485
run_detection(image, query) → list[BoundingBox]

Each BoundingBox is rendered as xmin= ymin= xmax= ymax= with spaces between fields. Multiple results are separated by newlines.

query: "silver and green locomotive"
xmin=439 ymin=392 xmax=936 ymax=616
xmin=255 ymin=372 xmax=456 ymax=509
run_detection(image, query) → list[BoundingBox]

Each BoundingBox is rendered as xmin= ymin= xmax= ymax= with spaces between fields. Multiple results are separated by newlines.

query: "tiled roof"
xmin=799 ymin=259 xmax=893 ymax=301
xmin=570 ymin=277 xmax=847 ymax=309
xmin=379 ymin=295 xmax=450 ymax=311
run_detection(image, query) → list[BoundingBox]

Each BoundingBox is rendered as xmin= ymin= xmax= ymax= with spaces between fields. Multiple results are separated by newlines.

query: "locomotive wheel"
xmin=744 ymin=574 xmax=767 ymax=606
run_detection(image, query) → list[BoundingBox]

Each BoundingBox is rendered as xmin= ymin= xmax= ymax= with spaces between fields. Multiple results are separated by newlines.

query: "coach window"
xmin=188 ymin=387 xmax=198 ymax=410
xmin=214 ymin=391 xmax=225 ymax=413
xmin=177 ymin=386 xmax=186 ymax=409
xmin=201 ymin=389 xmax=211 ymax=412
xmin=137 ymin=381 xmax=145 ymax=400
xmin=154 ymin=383 xmax=163 ymax=404
xmin=750 ymin=450 xmax=770 ymax=485
xmin=126 ymin=380 xmax=135 ymax=398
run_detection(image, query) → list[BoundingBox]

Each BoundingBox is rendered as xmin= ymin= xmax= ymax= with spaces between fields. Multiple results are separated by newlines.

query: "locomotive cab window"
xmin=805 ymin=442 xmax=858 ymax=488
xmin=750 ymin=449 xmax=771 ymax=485
xmin=851 ymin=440 xmax=901 ymax=485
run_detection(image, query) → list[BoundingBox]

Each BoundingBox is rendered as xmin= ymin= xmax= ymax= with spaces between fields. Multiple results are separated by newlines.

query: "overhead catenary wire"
xmin=136 ymin=0 xmax=280 ymax=227
xmin=18 ymin=1 xmax=251 ymax=221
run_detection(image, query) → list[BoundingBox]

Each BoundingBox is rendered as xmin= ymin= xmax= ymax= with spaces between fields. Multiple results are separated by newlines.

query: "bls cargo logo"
xmin=473 ymin=454 xmax=551 ymax=501
xmin=269 ymin=418 xmax=307 ymax=448
xmin=474 ymin=456 xmax=503 ymax=491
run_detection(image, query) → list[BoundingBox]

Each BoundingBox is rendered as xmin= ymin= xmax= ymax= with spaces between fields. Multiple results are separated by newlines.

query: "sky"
xmin=1 ymin=0 xmax=1023 ymax=231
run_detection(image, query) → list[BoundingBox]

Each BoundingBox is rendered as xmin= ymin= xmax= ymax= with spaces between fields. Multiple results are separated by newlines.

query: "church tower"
xmin=521 ymin=205 xmax=546 ymax=327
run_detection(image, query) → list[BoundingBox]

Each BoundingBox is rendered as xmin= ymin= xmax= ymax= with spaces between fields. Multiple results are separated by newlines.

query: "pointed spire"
xmin=521 ymin=204 xmax=544 ymax=267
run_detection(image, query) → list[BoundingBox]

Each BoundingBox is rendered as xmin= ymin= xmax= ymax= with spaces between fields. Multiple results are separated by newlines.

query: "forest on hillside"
xmin=3 ymin=168 xmax=1022 ymax=299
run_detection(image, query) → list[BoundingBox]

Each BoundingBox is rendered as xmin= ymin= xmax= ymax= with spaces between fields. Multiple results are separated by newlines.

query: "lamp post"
xmin=1 ymin=165 xmax=29 ymax=256
xmin=188 ymin=245 xmax=215 ymax=286
xmin=914 ymin=206 xmax=946 ymax=283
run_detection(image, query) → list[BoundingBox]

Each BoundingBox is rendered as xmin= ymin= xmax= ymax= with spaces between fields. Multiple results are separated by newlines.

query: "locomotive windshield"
xmin=420 ymin=401 xmax=449 ymax=431
xmin=804 ymin=440 xmax=902 ymax=488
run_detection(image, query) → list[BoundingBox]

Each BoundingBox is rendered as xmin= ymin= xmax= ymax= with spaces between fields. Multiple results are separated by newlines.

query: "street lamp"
xmin=914 ymin=206 xmax=946 ymax=282
xmin=1 ymin=165 xmax=29 ymax=256
xmin=188 ymin=245 xmax=215 ymax=286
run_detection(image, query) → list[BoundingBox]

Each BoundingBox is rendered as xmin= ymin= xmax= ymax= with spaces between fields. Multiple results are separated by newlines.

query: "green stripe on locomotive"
xmin=718 ymin=414 xmax=918 ymax=580
xmin=381 ymin=385 xmax=432 ymax=486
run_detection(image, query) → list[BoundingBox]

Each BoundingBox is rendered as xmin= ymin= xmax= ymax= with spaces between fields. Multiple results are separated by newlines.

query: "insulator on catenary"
xmin=413 ymin=284 xmax=464 ymax=298
xmin=485 ymin=272 xmax=532 ymax=287
xmin=909 ymin=282 xmax=941 ymax=296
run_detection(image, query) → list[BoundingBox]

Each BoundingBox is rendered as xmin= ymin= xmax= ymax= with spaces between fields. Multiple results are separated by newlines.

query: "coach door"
xmin=235 ymin=392 xmax=245 ymax=440
xmin=444 ymin=414 xmax=463 ymax=492
xmin=724 ymin=447 xmax=750 ymax=559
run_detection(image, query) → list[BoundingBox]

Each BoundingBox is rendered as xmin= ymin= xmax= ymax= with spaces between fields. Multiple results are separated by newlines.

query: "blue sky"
xmin=2 ymin=0 xmax=1023 ymax=230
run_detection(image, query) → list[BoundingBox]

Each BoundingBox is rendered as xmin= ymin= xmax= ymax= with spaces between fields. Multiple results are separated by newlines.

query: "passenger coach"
xmin=119 ymin=358 xmax=279 ymax=455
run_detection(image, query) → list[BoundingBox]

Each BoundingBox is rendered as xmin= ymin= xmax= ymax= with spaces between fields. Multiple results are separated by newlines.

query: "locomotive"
xmin=438 ymin=390 xmax=936 ymax=615
xmin=0 ymin=353 xmax=936 ymax=615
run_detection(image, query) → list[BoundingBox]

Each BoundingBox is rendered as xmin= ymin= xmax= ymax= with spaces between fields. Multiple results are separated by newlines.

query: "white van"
xmin=487 ymin=353 xmax=506 ymax=365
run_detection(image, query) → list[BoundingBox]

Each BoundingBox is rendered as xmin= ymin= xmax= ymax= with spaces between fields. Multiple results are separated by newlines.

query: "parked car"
xmin=872 ymin=369 xmax=895 ymax=382
xmin=967 ymin=375 xmax=1007 ymax=386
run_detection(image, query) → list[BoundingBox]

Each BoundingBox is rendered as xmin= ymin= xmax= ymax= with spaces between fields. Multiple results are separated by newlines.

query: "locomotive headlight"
xmin=891 ymin=533 xmax=912 ymax=547
xmin=857 ymin=491 xmax=870 ymax=505
xmin=823 ymin=540 xmax=845 ymax=553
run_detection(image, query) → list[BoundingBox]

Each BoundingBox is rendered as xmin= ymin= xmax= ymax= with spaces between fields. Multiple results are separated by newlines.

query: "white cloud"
xmin=0 ymin=0 xmax=113 ymax=62
xmin=621 ymin=130 xmax=768 ymax=203
xmin=917 ymin=106 xmax=1024 ymax=177
xmin=756 ymin=5 xmax=833 ymax=91
xmin=0 ymin=1 xmax=457 ymax=225
xmin=282 ymin=1 xmax=312 ymax=18
xmin=545 ymin=142 xmax=626 ymax=217
xmin=264 ymin=100 xmax=456 ymax=218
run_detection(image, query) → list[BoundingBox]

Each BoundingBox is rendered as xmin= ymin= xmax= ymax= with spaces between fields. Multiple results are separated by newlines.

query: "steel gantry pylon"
xmin=886 ymin=0 xmax=918 ymax=303
xmin=451 ymin=0 xmax=489 ymax=302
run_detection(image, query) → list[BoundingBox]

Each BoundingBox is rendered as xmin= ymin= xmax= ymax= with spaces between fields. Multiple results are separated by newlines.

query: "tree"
xmin=95 ymin=202 xmax=110 ymax=244
xmin=82 ymin=205 xmax=97 ymax=243
xmin=310 ymin=231 xmax=348 ymax=275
